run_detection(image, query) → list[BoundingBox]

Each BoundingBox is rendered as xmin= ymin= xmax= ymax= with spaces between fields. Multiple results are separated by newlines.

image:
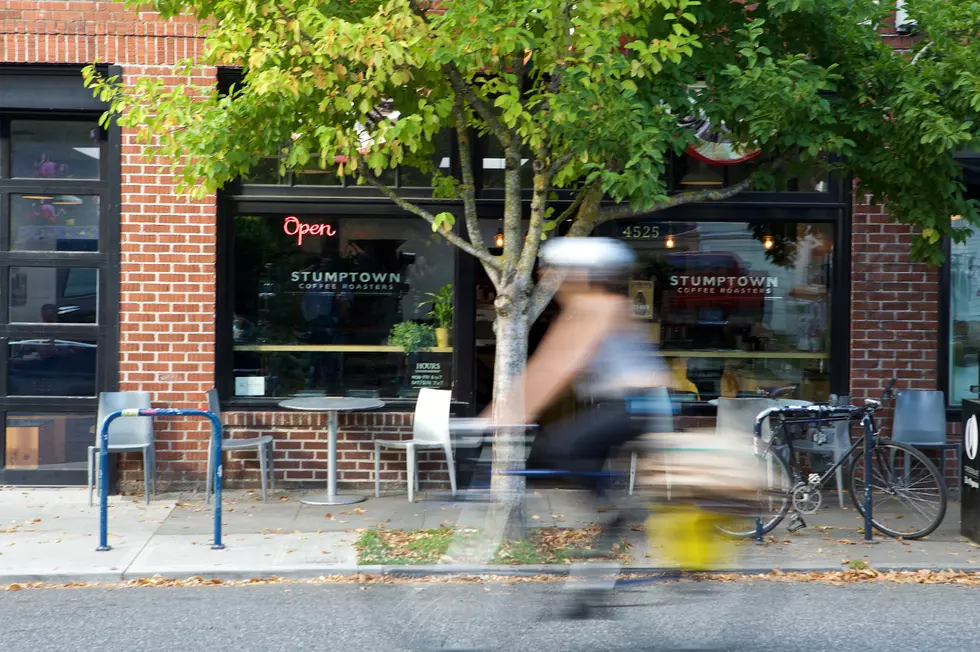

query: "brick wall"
xmin=849 ymin=193 xmax=942 ymax=425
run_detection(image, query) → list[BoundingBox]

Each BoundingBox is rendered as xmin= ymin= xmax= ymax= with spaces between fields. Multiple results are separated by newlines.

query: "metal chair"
xmin=892 ymin=390 xmax=959 ymax=489
xmin=374 ymin=388 xmax=455 ymax=502
xmin=88 ymin=391 xmax=156 ymax=506
xmin=787 ymin=395 xmax=849 ymax=509
xmin=206 ymin=389 xmax=275 ymax=503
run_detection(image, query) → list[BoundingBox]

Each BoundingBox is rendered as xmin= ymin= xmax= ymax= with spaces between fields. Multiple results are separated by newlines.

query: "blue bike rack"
xmin=96 ymin=408 xmax=224 ymax=552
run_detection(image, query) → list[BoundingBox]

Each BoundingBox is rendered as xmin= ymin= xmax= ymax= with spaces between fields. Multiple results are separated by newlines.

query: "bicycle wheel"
xmin=848 ymin=440 xmax=947 ymax=539
xmin=716 ymin=443 xmax=792 ymax=538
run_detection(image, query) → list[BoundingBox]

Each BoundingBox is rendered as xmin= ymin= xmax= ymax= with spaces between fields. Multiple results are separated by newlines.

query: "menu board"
xmin=410 ymin=360 xmax=447 ymax=389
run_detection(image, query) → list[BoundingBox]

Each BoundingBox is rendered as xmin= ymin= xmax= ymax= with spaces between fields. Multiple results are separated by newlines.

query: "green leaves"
xmin=82 ymin=0 xmax=980 ymax=264
xmin=432 ymin=211 xmax=456 ymax=233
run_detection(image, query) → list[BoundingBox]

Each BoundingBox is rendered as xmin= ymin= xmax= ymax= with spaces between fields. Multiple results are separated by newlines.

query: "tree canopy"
xmin=85 ymin=0 xmax=980 ymax=271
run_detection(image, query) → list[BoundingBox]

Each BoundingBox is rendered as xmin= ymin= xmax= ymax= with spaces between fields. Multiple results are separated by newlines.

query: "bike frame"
xmin=771 ymin=411 xmax=878 ymax=492
xmin=753 ymin=404 xmax=879 ymax=542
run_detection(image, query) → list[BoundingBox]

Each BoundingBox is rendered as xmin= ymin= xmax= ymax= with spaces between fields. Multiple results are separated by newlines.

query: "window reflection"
xmin=481 ymin=139 xmax=533 ymax=189
xmin=621 ymin=221 xmax=833 ymax=402
xmin=4 ymin=413 xmax=93 ymax=471
xmin=9 ymin=267 xmax=98 ymax=324
xmin=8 ymin=339 xmax=97 ymax=396
xmin=10 ymin=120 xmax=101 ymax=179
xmin=231 ymin=215 xmax=455 ymax=398
xmin=950 ymin=232 xmax=980 ymax=405
xmin=11 ymin=195 xmax=100 ymax=251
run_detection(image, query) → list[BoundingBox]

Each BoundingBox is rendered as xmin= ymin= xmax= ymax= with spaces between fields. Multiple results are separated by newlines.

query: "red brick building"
xmin=0 ymin=2 xmax=975 ymax=492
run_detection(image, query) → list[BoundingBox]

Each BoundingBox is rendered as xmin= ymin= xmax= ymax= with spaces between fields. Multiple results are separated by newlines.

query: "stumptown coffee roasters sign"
xmin=290 ymin=270 xmax=402 ymax=293
xmin=670 ymin=275 xmax=778 ymax=295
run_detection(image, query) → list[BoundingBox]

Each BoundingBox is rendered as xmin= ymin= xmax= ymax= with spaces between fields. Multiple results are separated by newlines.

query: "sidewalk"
xmin=1 ymin=486 xmax=978 ymax=584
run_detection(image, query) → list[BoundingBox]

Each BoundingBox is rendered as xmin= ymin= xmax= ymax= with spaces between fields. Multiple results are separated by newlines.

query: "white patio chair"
xmin=374 ymin=388 xmax=455 ymax=502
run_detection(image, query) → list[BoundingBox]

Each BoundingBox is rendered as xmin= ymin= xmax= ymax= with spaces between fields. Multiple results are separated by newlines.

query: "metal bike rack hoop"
xmin=96 ymin=408 xmax=224 ymax=552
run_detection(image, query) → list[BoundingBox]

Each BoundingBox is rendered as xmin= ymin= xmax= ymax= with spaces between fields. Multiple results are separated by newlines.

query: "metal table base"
xmin=279 ymin=397 xmax=384 ymax=506
xmin=299 ymin=493 xmax=365 ymax=506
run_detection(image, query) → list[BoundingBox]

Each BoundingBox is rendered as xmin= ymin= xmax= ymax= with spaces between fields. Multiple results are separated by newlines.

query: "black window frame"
xmin=939 ymin=152 xmax=980 ymax=421
xmin=0 ymin=64 xmax=121 ymax=485
xmin=594 ymin=200 xmax=851 ymax=416
xmin=216 ymin=199 xmax=471 ymax=412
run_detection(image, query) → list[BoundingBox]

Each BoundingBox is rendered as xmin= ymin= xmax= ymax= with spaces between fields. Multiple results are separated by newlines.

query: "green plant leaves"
xmin=81 ymin=0 xmax=980 ymax=264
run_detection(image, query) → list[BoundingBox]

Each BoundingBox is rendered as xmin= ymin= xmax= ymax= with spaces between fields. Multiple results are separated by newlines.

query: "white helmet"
xmin=539 ymin=237 xmax=636 ymax=275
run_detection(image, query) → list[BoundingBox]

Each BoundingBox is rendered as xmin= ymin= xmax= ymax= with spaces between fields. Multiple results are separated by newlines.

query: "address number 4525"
xmin=622 ymin=225 xmax=660 ymax=240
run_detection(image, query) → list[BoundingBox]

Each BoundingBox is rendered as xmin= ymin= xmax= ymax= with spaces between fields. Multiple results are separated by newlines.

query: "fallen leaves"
xmin=3 ymin=568 xmax=980 ymax=593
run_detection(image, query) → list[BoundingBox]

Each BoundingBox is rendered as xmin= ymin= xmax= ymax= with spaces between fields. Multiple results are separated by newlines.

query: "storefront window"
xmin=11 ymin=194 xmax=100 ymax=251
xmin=949 ymin=230 xmax=980 ymax=406
xmin=619 ymin=220 xmax=834 ymax=403
xmin=230 ymin=215 xmax=455 ymax=399
xmin=10 ymin=120 xmax=101 ymax=180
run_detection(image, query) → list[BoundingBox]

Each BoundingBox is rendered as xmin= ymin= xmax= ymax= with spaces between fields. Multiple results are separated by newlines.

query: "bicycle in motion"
xmin=720 ymin=379 xmax=948 ymax=541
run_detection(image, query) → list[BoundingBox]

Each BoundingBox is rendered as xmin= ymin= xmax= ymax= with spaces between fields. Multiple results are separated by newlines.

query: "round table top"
xmin=278 ymin=397 xmax=385 ymax=412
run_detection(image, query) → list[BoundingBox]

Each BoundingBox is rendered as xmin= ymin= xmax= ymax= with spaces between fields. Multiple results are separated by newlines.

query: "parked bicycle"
xmin=720 ymin=379 xmax=948 ymax=540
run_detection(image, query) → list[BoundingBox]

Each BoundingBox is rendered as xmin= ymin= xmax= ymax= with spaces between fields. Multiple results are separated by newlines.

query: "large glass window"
xmin=619 ymin=220 xmax=834 ymax=403
xmin=11 ymin=194 xmax=100 ymax=251
xmin=230 ymin=215 xmax=455 ymax=399
xmin=10 ymin=120 xmax=101 ymax=179
xmin=949 ymin=229 xmax=980 ymax=405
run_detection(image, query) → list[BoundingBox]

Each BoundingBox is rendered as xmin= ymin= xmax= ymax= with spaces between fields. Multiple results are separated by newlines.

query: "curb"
xmin=3 ymin=563 xmax=980 ymax=585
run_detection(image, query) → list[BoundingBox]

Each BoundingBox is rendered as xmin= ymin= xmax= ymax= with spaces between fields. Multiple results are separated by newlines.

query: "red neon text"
xmin=283 ymin=215 xmax=337 ymax=245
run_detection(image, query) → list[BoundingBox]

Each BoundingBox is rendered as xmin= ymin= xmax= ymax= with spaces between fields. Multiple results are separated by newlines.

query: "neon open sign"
xmin=283 ymin=215 xmax=336 ymax=245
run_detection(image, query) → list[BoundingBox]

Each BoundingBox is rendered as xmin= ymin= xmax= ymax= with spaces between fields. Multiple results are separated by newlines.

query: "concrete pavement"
xmin=1 ymin=486 xmax=978 ymax=584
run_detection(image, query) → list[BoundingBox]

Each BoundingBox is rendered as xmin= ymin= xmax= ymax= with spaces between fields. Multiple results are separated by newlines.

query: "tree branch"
xmin=549 ymin=151 xmax=574 ymax=177
xmin=444 ymin=66 xmax=514 ymax=148
xmin=593 ymin=175 xmax=755 ymax=225
xmin=359 ymin=162 xmax=503 ymax=271
xmin=405 ymin=0 xmax=513 ymax=147
xmin=552 ymin=189 xmax=586 ymax=226
xmin=453 ymin=94 xmax=499 ymax=286
xmin=518 ymin=149 xmax=550 ymax=274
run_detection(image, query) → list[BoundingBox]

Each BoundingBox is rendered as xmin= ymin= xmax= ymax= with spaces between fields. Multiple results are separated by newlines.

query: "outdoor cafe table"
xmin=279 ymin=396 xmax=385 ymax=505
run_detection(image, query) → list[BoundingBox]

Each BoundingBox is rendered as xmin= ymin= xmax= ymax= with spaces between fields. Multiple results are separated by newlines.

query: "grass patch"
xmin=355 ymin=526 xmax=455 ymax=565
xmin=355 ymin=524 xmax=631 ymax=565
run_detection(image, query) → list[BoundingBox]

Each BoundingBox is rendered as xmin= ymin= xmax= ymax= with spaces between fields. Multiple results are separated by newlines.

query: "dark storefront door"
xmin=0 ymin=70 xmax=120 ymax=485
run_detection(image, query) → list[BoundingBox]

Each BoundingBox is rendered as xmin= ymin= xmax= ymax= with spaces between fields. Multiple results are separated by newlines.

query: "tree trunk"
xmin=488 ymin=291 xmax=529 ymax=540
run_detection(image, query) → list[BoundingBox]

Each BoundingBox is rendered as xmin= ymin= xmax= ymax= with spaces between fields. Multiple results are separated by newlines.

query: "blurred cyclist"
xmin=484 ymin=237 xmax=673 ymax=516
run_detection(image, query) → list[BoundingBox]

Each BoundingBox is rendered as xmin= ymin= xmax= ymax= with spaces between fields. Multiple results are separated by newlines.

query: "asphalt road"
xmin=1 ymin=580 xmax=978 ymax=651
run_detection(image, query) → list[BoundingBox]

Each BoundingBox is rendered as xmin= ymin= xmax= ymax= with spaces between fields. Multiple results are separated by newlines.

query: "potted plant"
xmin=388 ymin=321 xmax=436 ymax=354
xmin=388 ymin=321 xmax=436 ymax=397
xmin=418 ymin=283 xmax=453 ymax=348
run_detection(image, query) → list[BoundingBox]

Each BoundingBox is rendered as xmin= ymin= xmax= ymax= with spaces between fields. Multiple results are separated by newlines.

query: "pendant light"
xmin=763 ymin=235 xmax=775 ymax=250
xmin=494 ymin=228 xmax=504 ymax=248
xmin=665 ymin=223 xmax=675 ymax=249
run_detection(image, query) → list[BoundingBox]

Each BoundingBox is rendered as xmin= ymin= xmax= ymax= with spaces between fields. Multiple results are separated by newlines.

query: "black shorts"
xmin=526 ymin=400 xmax=644 ymax=492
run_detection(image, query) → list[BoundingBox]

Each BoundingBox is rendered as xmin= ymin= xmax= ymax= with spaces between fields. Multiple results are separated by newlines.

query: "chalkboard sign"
xmin=410 ymin=360 xmax=446 ymax=389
